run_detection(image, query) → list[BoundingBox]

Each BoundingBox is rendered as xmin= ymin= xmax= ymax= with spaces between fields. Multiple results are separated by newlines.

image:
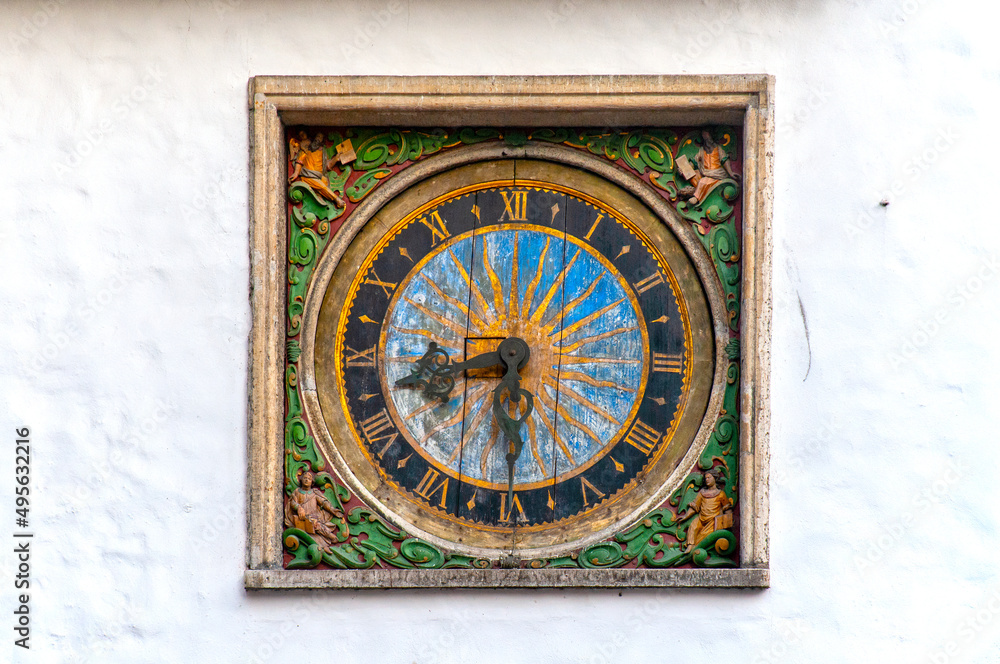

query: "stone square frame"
xmin=245 ymin=75 xmax=772 ymax=589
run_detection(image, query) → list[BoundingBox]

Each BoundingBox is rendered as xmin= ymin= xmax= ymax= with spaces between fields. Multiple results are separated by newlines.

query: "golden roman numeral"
xmin=580 ymin=477 xmax=607 ymax=507
xmin=359 ymin=408 xmax=399 ymax=456
xmin=499 ymin=492 xmax=526 ymax=523
xmin=414 ymin=469 xmax=449 ymax=508
xmin=652 ymin=352 xmax=683 ymax=373
xmin=500 ymin=190 xmax=528 ymax=221
xmin=364 ymin=269 xmax=397 ymax=298
xmin=417 ymin=210 xmax=451 ymax=246
xmin=633 ymin=270 xmax=665 ymax=294
xmin=344 ymin=344 xmax=376 ymax=367
xmin=584 ymin=213 xmax=604 ymax=241
xmin=624 ymin=419 xmax=661 ymax=455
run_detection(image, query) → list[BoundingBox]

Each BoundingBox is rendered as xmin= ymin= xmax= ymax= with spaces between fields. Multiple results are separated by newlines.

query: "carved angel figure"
xmin=676 ymin=130 xmax=739 ymax=206
xmin=284 ymin=471 xmax=345 ymax=554
xmin=677 ymin=470 xmax=733 ymax=551
xmin=288 ymin=132 xmax=346 ymax=208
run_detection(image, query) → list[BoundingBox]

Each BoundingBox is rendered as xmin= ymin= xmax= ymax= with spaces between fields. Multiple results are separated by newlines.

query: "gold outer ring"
xmin=314 ymin=158 xmax=713 ymax=551
xmin=369 ymin=220 xmax=651 ymax=491
xmin=335 ymin=180 xmax=691 ymax=516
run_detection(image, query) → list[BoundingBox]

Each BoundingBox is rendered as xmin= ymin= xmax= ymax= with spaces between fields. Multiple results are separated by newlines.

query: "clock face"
xmin=314 ymin=159 xmax=714 ymax=554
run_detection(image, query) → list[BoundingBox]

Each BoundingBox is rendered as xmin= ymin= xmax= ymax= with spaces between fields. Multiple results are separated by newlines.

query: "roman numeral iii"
xmin=652 ymin=352 xmax=682 ymax=373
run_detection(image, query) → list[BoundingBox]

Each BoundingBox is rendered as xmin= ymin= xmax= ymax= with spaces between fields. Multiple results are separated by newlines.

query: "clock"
xmin=310 ymin=157 xmax=716 ymax=558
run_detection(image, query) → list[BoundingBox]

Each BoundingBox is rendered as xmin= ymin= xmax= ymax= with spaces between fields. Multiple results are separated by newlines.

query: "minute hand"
xmin=491 ymin=338 xmax=534 ymax=514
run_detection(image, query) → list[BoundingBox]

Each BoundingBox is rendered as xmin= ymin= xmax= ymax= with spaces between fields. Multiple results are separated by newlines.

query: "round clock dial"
xmin=313 ymin=158 xmax=714 ymax=554
xmin=382 ymin=223 xmax=648 ymax=492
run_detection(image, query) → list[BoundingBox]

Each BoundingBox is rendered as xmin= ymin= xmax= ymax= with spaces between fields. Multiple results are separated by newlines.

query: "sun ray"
xmin=558 ymin=370 xmax=637 ymax=392
xmin=508 ymin=232 xmax=520 ymax=322
xmin=520 ymin=236 xmax=551 ymax=319
xmin=558 ymin=325 xmax=638 ymax=353
xmin=403 ymin=297 xmax=469 ymax=337
xmin=481 ymin=235 xmax=507 ymax=326
xmin=420 ymin=400 xmax=474 ymax=445
xmin=534 ymin=398 xmax=576 ymax=466
xmin=389 ymin=325 xmax=460 ymax=348
xmin=404 ymin=398 xmax=443 ymax=421
xmin=542 ymin=273 xmax=605 ymax=334
xmin=543 ymin=375 xmax=620 ymax=425
xmin=449 ymin=248 xmax=496 ymax=327
xmin=558 ymin=355 xmax=642 ymax=365
xmin=538 ymin=388 xmax=603 ymax=446
xmin=526 ymin=415 xmax=548 ymax=476
xmin=553 ymin=297 xmax=626 ymax=340
xmin=446 ymin=384 xmax=494 ymax=464
xmin=387 ymin=354 xmax=465 ymax=364
xmin=420 ymin=274 xmax=487 ymax=333
xmin=479 ymin=426 xmax=501 ymax=477
xmin=529 ymin=248 xmax=581 ymax=325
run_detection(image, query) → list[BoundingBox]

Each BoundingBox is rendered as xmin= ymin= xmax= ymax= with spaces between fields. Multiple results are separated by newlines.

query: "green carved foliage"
xmin=354 ymin=128 xmax=459 ymax=169
xmin=532 ymin=128 xmax=679 ymax=184
xmin=281 ymin=126 xmax=744 ymax=569
xmin=346 ymin=168 xmax=392 ymax=202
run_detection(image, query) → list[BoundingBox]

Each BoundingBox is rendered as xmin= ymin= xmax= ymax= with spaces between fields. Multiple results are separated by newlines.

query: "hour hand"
xmin=394 ymin=342 xmax=458 ymax=402
xmin=395 ymin=337 xmax=531 ymax=402
xmin=394 ymin=342 xmax=506 ymax=402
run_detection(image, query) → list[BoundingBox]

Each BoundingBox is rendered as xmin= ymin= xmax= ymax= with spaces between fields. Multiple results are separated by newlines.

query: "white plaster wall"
xmin=2 ymin=0 xmax=999 ymax=661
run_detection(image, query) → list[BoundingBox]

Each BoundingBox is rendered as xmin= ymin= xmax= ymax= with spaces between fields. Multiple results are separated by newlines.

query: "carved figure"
xmin=284 ymin=471 xmax=345 ymax=553
xmin=677 ymin=130 xmax=739 ymax=206
xmin=677 ymin=470 xmax=733 ymax=551
xmin=289 ymin=132 xmax=346 ymax=208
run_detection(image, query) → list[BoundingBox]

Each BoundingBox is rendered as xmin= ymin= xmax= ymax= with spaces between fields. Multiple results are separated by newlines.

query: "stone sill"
xmin=245 ymin=567 xmax=769 ymax=590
